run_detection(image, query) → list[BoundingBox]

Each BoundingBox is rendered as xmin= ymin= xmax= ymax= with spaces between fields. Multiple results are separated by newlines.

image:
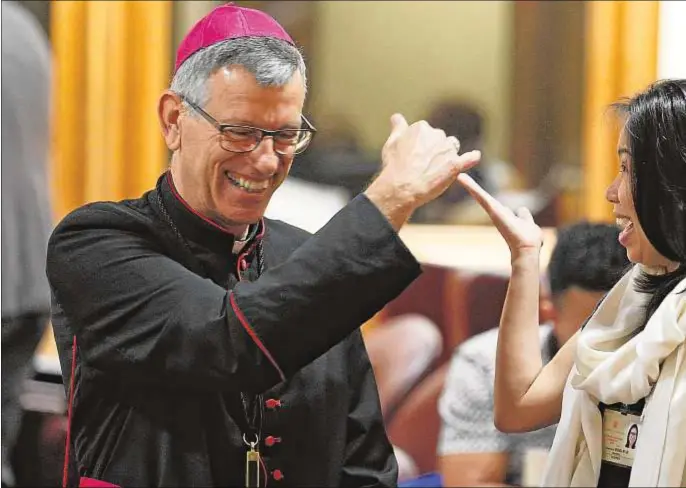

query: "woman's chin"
xmin=626 ymin=250 xmax=670 ymax=274
xmin=626 ymin=249 xmax=651 ymax=267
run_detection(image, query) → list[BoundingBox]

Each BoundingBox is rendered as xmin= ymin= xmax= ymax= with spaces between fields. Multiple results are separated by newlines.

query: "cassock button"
xmin=265 ymin=435 xmax=281 ymax=447
xmin=272 ymin=469 xmax=284 ymax=481
xmin=265 ymin=398 xmax=282 ymax=410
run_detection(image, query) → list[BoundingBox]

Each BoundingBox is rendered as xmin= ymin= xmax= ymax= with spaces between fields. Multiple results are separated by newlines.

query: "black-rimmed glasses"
xmin=181 ymin=95 xmax=316 ymax=155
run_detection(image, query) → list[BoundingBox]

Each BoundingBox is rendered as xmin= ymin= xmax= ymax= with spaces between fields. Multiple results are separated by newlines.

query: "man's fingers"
xmin=389 ymin=113 xmax=409 ymax=137
xmin=455 ymin=150 xmax=481 ymax=173
xmin=445 ymin=136 xmax=461 ymax=154
xmin=447 ymin=136 xmax=459 ymax=151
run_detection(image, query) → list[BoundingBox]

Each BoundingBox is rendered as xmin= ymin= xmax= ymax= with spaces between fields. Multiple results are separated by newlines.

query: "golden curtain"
xmin=581 ymin=1 xmax=659 ymax=221
xmin=50 ymin=1 xmax=172 ymax=221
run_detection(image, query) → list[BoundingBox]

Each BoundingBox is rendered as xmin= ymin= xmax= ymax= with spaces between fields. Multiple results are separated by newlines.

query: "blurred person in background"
xmin=1 ymin=2 xmax=54 ymax=486
xmin=460 ymin=79 xmax=686 ymax=487
xmin=45 ymin=4 xmax=481 ymax=487
xmin=288 ymin=113 xmax=380 ymax=197
xmin=437 ymin=222 xmax=629 ymax=486
xmin=265 ymin=115 xmax=377 ymax=232
xmin=263 ymin=116 xmax=354 ymax=233
xmin=412 ymin=100 xmax=519 ymax=224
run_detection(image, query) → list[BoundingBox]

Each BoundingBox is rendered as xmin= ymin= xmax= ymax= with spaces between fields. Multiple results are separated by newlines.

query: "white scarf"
xmin=541 ymin=265 xmax=686 ymax=487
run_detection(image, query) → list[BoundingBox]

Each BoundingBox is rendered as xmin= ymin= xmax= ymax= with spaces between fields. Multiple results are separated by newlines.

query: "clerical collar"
xmin=232 ymin=225 xmax=259 ymax=254
xmin=155 ymin=171 xmax=264 ymax=256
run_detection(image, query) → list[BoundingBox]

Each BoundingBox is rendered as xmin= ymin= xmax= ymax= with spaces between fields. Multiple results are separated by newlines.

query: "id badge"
xmin=602 ymin=407 xmax=641 ymax=468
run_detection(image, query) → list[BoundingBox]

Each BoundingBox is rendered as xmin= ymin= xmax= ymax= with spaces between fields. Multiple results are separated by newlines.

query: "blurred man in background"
xmin=1 ymin=2 xmax=54 ymax=486
xmin=288 ymin=114 xmax=379 ymax=197
xmin=437 ymin=222 xmax=629 ymax=486
xmin=266 ymin=115 xmax=369 ymax=233
xmin=412 ymin=101 xmax=520 ymax=224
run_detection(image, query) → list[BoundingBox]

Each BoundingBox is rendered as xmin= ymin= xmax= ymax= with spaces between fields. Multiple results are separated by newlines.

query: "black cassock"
xmin=46 ymin=172 xmax=421 ymax=487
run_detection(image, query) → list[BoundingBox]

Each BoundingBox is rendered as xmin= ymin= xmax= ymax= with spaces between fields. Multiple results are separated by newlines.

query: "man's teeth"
xmin=616 ymin=217 xmax=633 ymax=230
xmin=226 ymin=173 xmax=269 ymax=192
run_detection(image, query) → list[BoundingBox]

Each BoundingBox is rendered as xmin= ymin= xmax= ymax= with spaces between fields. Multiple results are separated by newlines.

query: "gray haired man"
xmin=47 ymin=4 xmax=481 ymax=486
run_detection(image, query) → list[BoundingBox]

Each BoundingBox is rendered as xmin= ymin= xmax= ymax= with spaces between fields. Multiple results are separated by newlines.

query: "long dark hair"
xmin=611 ymin=79 xmax=686 ymax=324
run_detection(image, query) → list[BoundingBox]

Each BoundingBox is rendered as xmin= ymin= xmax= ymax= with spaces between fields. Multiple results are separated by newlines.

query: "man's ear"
xmin=538 ymin=276 xmax=557 ymax=324
xmin=158 ymin=90 xmax=184 ymax=151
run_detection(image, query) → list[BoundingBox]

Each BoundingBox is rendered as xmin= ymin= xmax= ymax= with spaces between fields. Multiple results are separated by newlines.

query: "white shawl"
xmin=541 ymin=265 xmax=686 ymax=487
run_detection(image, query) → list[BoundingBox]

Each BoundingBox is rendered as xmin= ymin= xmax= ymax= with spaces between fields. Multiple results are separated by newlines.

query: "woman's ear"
xmin=158 ymin=90 xmax=183 ymax=151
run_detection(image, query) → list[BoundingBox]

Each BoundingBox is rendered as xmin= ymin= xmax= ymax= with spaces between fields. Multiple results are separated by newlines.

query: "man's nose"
xmin=252 ymin=137 xmax=280 ymax=176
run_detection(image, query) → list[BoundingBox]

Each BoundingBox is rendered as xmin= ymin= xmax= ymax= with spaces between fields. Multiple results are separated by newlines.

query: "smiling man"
xmin=46 ymin=4 xmax=481 ymax=487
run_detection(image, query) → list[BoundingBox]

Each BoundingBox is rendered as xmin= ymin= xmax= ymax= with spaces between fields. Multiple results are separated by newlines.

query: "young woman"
xmin=458 ymin=79 xmax=686 ymax=487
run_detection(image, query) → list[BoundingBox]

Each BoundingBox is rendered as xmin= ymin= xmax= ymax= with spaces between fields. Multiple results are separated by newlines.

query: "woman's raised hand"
xmin=457 ymin=173 xmax=543 ymax=259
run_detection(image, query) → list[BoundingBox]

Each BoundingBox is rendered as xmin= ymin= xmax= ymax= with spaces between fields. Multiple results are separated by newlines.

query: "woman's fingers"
xmin=454 ymin=150 xmax=481 ymax=174
xmin=456 ymin=173 xmax=496 ymax=209
xmin=456 ymin=173 xmax=512 ymax=222
xmin=457 ymin=173 xmax=541 ymax=242
xmin=515 ymin=206 xmax=534 ymax=222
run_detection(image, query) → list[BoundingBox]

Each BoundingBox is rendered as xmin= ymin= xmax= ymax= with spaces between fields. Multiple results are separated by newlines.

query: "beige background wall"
xmin=309 ymin=1 xmax=513 ymax=160
xmin=172 ymin=1 xmax=222 ymax=52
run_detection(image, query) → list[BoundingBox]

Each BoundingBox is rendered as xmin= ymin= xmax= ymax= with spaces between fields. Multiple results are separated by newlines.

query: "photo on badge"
xmin=625 ymin=424 xmax=639 ymax=450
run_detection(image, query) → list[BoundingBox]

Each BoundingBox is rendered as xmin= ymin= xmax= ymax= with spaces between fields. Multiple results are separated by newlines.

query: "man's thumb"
xmin=390 ymin=113 xmax=409 ymax=135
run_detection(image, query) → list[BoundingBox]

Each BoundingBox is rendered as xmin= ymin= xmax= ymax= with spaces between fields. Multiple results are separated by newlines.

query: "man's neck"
xmin=205 ymin=211 xmax=249 ymax=239
xmin=552 ymin=317 xmax=578 ymax=347
xmin=169 ymin=165 xmax=250 ymax=238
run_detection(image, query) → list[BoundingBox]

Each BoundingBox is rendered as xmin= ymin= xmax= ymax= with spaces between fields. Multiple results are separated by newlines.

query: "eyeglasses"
xmin=180 ymin=95 xmax=316 ymax=155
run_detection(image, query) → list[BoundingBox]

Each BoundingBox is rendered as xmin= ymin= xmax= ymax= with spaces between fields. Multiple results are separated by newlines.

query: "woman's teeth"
xmin=616 ymin=217 xmax=633 ymax=230
xmin=225 ymin=172 xmax=269 ymax=193
xmin=617 ymin=217 xmax=634 ymax=245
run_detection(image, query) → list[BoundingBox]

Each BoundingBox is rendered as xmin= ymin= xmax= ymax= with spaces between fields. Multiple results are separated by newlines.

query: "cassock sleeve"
xmin=46 ymin=194 xmax=421 ymax=392
xmin=341 ymin=330 xmax=398 ymax=487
